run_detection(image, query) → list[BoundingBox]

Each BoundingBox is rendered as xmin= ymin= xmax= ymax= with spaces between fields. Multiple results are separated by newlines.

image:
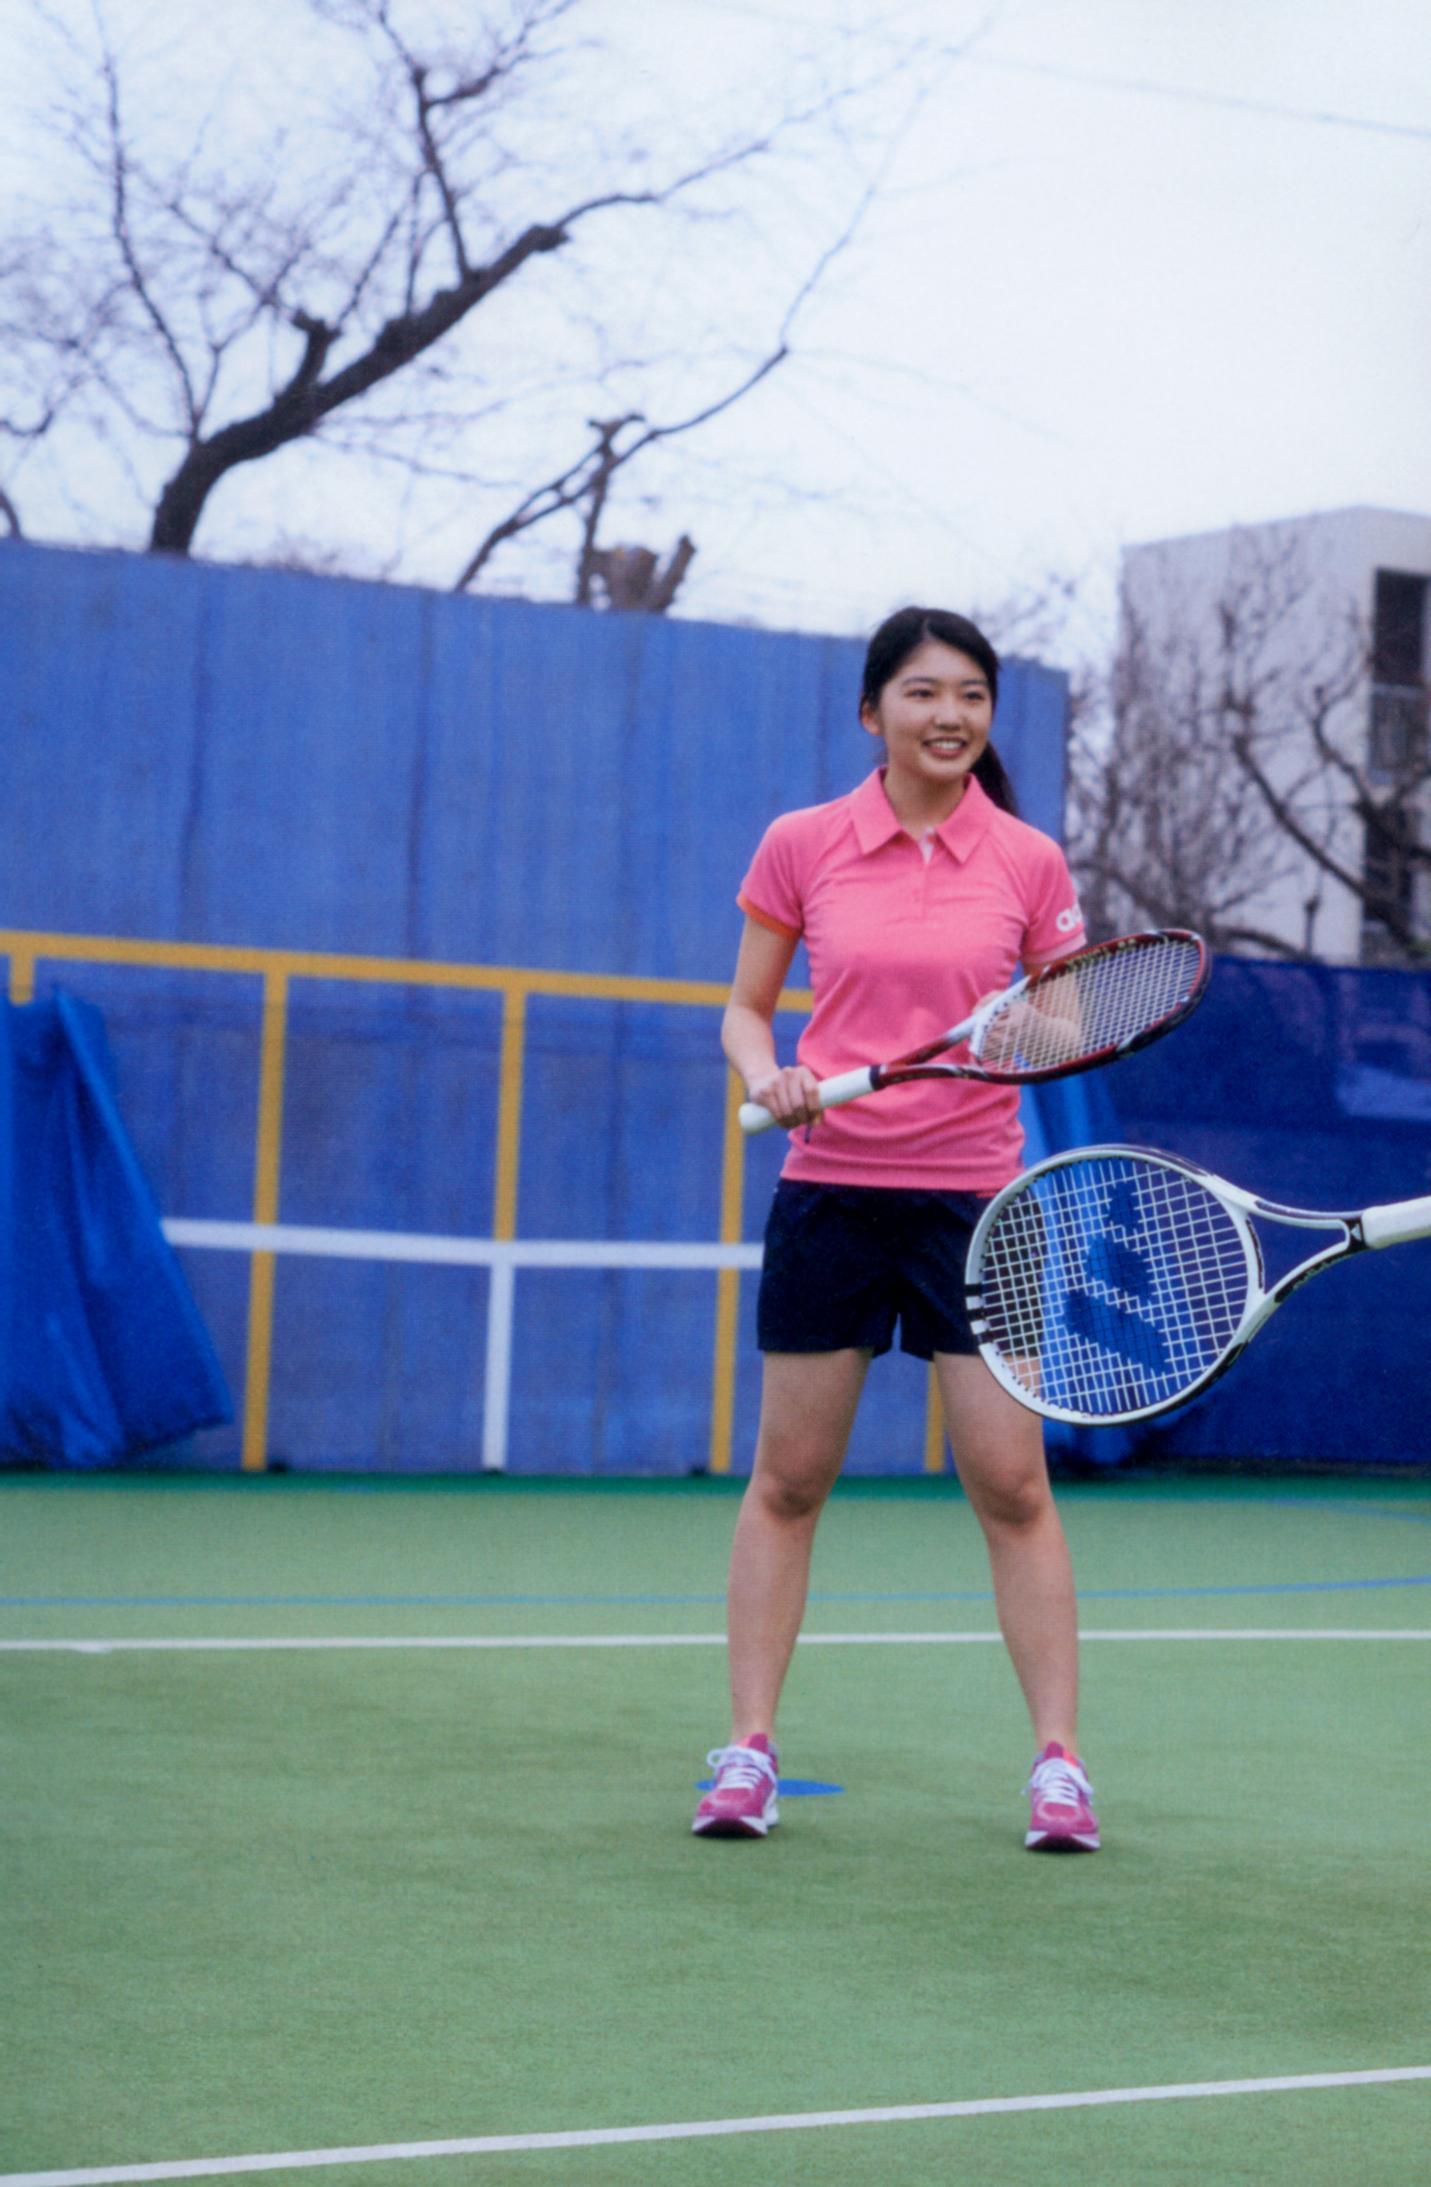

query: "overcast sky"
xmin=630 ymin=0 xmax=1431 ymax=643
xmin=2 ymin=0 xmax=1428 ymax=651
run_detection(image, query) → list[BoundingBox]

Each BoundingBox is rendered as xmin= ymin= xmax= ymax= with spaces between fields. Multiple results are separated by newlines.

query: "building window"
xmin=1368 ymin=571 xmax=1427 ymax=783
xmin=1369 ymin=684 xmax=1427 ymax=780
xmin=1372 ymin=570 xmax=1427 ymax=686
xmin=1363 ymin=801 xmax=1413 ymax=939
xmin=1362 ymin=571 xmax=1427 ymax=959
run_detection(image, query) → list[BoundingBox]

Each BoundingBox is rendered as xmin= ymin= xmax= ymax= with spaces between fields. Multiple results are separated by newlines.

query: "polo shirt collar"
xmin=850 ymin=767 xmax=993 ymax=862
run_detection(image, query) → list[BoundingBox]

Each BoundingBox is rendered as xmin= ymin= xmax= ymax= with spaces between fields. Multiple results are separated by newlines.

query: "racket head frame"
xmin=964 ymin=1142 xmax=1272 ymax=1427
xmin=873 ymin=928 xmax=1211 ymax=1090
xmin=966 ymin=1144 xmax=1427 ymax=1429
xmin=735 ymin=928 xmax=1210 ymax=1136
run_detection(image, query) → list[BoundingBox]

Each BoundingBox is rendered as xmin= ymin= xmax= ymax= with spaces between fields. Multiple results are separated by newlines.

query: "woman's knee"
xmin=961 ymin=1462 xmax=1051 ymax=1534
xmin=749 ymin=1435 xmax=840 ymax=1523
xmin=743 ymin=1408 xmax=844 ymax=1513
xmin=935 ymin=1357 xmax=1055 ymax=1534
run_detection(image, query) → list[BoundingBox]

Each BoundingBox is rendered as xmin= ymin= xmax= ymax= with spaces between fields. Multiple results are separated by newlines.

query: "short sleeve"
xmin=737 ymin=815 xmax=804 ymax=940
xmin=1022 ymin=840 xmax=1086 ymax=965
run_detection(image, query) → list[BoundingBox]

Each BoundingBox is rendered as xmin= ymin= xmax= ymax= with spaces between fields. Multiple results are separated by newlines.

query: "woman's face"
xmin=860 ymin=637 xmax=994 ymax=793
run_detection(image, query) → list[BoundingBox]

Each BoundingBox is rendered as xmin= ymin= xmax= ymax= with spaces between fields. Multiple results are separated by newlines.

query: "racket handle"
xmin=1363 ymin=1194 xmax=1431 ymax=1249
xmin=737 ymin=1065 xmax=878 ymax=1136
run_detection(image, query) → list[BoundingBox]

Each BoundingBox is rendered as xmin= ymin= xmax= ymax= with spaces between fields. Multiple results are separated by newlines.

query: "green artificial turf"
xmin=1 ymin=1474 xmax=1428 ymax=2184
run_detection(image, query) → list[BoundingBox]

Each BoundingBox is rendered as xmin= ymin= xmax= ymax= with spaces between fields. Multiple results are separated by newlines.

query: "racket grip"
xmin=1363 ymin=1194 xmax=1431 ymax=1249
xmin=737 ymin=1066 xmax=878 ymax=1136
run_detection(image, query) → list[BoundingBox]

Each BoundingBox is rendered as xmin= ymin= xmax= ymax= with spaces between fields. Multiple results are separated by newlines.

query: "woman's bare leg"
xmin=934 ymin=1353 xmax=1079 ymax=1751
xmin=725 ymin=1349 xmax=868 ymax=1743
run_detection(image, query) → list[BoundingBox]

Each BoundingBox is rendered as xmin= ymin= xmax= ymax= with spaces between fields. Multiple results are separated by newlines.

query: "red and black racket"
xmin=738 ymin=929 xmax=1209 ymax=1135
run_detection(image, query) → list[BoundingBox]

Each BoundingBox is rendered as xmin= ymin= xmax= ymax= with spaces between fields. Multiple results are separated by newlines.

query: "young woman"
xmin=693 ymin=606 xmax=1099 ymax=1852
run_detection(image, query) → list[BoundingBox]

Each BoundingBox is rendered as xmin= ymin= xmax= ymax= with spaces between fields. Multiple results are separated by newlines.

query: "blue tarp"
xmin=1 ymin=993 xmax=232 ymax=1466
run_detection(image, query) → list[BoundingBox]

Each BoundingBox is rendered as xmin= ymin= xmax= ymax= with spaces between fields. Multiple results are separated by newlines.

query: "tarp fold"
xmin=1 ymin=992 xmax=232 ymax=1467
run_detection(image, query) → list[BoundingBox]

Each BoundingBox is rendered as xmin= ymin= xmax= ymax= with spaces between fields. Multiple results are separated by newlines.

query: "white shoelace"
xmin=1025 ymin=1754 xmax=1093 ymax=1805
xmin=707 ymin=1743 xmax=777 ymax=1790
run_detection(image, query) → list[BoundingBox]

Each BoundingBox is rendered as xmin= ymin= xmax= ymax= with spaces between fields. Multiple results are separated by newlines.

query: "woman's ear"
xmin=859 ymin=701 xmax=882 ymax=741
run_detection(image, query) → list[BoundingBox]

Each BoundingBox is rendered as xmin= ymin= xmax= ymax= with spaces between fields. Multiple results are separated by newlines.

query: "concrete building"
xmin=1118 ymin=507 xmax=1431 ymax=963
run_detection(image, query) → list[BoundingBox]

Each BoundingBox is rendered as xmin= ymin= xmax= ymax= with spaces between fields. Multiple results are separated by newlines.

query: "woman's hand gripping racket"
xmin=738 ymin=929 xmax=1209 ymax=1136
xmin=965 ymin=1144 xmax=1431 ymax=1426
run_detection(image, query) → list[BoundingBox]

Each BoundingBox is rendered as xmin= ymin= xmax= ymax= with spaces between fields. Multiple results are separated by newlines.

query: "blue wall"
xmin=1 ymin=541 xmax=1072 ymax=1474
xmin=1 ymin=542 xmax=1070 ymax=972
xmin=1090 ymin=959 xmax=1431 ymax=1470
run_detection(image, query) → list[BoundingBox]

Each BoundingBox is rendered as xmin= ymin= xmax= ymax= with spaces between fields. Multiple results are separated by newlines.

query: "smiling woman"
xmin=856 ymin=607 xmax=1014 ymax=823
xmin=695 ymin=604 xmax=1100 ymax=1852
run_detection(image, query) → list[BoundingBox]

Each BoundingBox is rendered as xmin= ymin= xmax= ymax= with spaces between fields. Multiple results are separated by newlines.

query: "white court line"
xmin=4 ymin=2066 xmax=1430 ymax=2184
xmin=1 ymin=1629 xmax=1429 ymax=1654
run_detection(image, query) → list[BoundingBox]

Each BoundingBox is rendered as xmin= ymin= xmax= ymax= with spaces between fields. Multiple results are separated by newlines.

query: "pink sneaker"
xmin=1024 ymin=1742 xmax=1100 ymax=1851
xmin=692 ymin=1735 xmax=780 ymax=1838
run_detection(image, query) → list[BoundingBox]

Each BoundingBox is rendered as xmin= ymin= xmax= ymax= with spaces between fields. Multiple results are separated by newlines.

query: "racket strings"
xmin=977 ymin=935 xmax=1203 ymax=1073
xmin=975 ymin=1155 xmax=1249 ymax=1417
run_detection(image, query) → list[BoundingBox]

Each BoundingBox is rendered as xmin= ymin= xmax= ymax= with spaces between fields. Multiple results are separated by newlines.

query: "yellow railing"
xmin=2 ymin=928 xmax=948 ymax=1475
xmin=2 ymin=914 xmax=940 ymax=1478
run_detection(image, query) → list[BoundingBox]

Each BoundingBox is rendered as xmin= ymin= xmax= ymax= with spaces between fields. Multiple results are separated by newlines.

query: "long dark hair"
xmin=860 ymin=606 xmax=1017 ymax=815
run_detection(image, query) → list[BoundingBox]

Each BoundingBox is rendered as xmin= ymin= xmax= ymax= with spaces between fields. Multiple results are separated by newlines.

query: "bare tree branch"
xmin=96 ymin=35 xmax=200 ymax=436
xmin=1070 ymin=537 xmax=1431 ymax=963
xmin=452 ymin=158 xmax=881 ymax=592
xmin=3 ymin=0 xmax=927 ymax=596
xmin=572 ymin=415 xmax=634 ymax=605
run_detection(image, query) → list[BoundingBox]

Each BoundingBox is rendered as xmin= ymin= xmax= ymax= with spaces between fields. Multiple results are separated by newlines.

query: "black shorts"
xmin=756 ymin=1180 xmax=992 ymax=1360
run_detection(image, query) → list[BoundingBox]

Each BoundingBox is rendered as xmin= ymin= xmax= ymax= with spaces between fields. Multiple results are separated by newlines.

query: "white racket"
xmin=965 ymin=1144 xmax=1431 ymax=1426
xmin=738 ymin=929 xmax=1209 ymax=1136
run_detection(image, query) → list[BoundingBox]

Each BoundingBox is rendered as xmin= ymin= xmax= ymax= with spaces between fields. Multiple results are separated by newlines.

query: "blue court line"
xmin=1263 ymin=1497 xmax=1431 ymax=1526
xmin=4 ymin=1576 xmax=1430 ymax=1608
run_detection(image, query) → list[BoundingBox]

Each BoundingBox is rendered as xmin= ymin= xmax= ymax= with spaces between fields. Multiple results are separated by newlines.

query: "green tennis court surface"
xmin=3 ymin=1474 xmax=1429 ymax=2185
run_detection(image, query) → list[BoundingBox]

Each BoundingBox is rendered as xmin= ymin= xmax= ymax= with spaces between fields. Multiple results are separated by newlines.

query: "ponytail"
xmin=974 ymin=744 xmax=1018 ymax=816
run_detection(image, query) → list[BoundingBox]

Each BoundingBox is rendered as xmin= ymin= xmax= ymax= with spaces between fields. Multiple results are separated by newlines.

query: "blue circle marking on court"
xmin=697 ymin=1778 xmax=844 ymax=1797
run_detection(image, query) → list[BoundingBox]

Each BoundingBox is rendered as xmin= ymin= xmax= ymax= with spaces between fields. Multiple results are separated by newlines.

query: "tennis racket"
xmin=738 ymin=929 xmax=1209 ymax=1136
xmin=965 ymin=1144 xmax=1431 ymax=1426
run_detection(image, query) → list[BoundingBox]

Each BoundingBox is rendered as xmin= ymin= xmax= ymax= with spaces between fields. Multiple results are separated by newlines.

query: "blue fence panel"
xmin=1099 ymin=959 xmax=1431 ymax=1469
xmin=264 ymin=1257 xmax=491 ymax=1475
xmin=515 ymin=1000 xmax=727 ymax=1242
xmin=0 ymin=543 xmax=1065 ymax=978
xmin=278 ymin=983 xmax=505 ymax=1235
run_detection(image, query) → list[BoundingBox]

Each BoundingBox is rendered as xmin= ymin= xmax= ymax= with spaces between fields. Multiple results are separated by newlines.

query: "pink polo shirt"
xmin=737 ymin=769 xmax=1086 ymax=1190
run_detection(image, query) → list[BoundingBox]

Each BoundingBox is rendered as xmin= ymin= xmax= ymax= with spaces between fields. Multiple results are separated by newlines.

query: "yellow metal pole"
xmin=708 ymin=1070 xmax=747 ymax=1475
xmin=923 ymin=1364 xmax=947 ymax=1472
xmin=241 ymin=967 xmax=289 ymax=1473
xmin=493 ymin=985 xmax=527 ymax=1242
xmin=7 ymin=954 xmax=35 ymax=1005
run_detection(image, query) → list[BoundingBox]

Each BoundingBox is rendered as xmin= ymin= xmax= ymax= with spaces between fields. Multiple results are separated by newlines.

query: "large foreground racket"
xmin=966 ymin=1144 xmax=1431 ymax=1426
xmin=738 ymin=929 xmax=1208 ymax=1135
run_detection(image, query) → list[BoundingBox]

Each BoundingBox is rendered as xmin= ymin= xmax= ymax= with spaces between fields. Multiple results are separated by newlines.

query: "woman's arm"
xmin=722 ymin=917 xmax=823 ymax=1130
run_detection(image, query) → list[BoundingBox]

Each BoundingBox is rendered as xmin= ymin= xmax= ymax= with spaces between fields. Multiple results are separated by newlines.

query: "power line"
xmin=969 ymin=51 xmax=1431 ymax=144
xmin=656 ymin=0 xmax=1431 ymax=144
